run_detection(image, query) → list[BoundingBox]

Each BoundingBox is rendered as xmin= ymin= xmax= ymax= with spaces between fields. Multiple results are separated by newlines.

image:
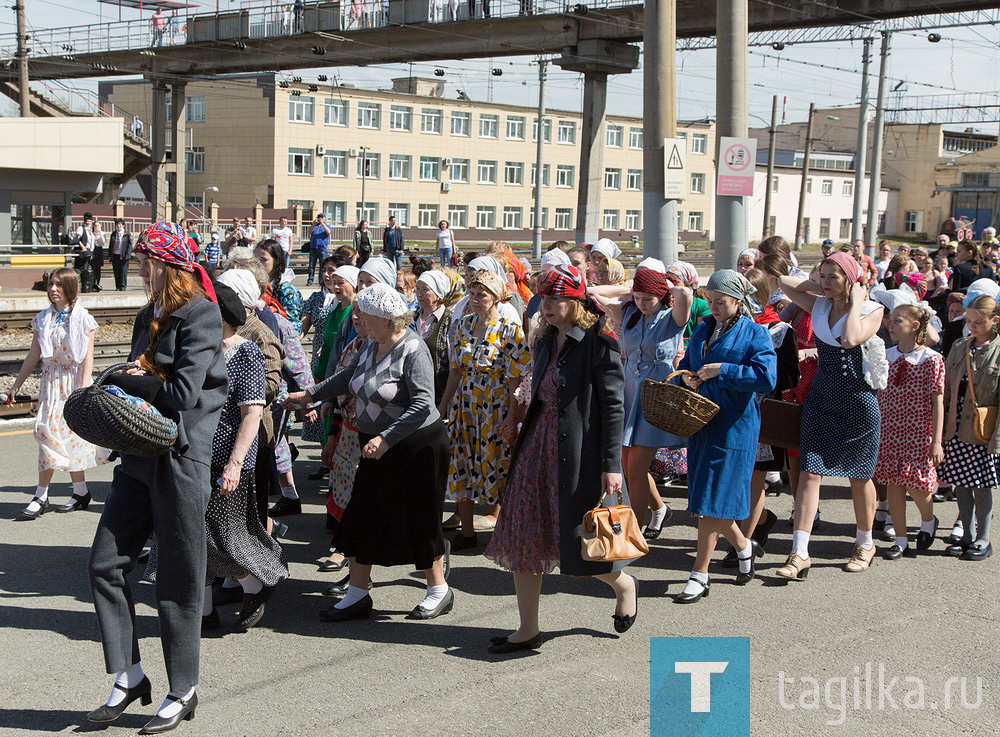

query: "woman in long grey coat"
xmin=485 ymin=264 xmax=635 ymax=655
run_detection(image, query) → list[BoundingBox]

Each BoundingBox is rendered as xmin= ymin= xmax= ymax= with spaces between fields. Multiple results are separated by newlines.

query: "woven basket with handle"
xmin=640 ymin=370 xmax=720 ymax=438
xmin=65 ymin=363 xmax=178 ymax=457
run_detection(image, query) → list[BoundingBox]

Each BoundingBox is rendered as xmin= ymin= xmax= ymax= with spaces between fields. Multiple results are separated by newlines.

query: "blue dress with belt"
xmin=678 ymin=315 xmax=777 ymax=520
xmin=620 ymin=302 xmax=685 ymax=448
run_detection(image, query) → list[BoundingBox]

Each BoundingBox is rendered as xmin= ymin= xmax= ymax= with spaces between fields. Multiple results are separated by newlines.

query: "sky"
xmin=2 ymin=0 xmax=999 ymax=134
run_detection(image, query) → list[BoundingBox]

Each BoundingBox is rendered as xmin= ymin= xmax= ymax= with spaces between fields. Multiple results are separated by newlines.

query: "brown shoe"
xmin=844 ymin=544 xmax=876 ymax=573
xmin=442 ymin=512 xmax=461 ymax=530
xmin=775 ymin=553 xmax=811 ymax=580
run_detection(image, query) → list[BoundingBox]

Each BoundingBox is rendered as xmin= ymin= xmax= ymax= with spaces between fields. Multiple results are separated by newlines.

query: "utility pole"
xmin=794 ymin=103 xmax=815 ymax=251
xmin=714 ymin=0 xmax=749 ymax=270
xmin=15 ymin=0 xmax=30 ymax=117
xmin=532 ymin=58 xmax=547 ymax=261
xmin=642 ymin=0 xmax=679 ymax=264
xmin=866 ymin=32 xmax=891 ymax=252
xmin=851 ymin=38 xmax=872 ymax=248
xmin=359 ymin=145 xmax=369 ymax=221
xmin=761 ymin=94 xmax=778 ymax=239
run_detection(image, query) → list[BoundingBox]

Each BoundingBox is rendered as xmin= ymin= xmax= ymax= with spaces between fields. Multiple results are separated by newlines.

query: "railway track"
xmin=0 ymin=305 xmax=138 ymax=331
xmin=0 ymin=340 xmax=132 ymax=375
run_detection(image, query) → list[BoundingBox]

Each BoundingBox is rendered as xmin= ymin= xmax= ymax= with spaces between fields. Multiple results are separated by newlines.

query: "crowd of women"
xmin=6 ymin=223 xmax=997 ymax=732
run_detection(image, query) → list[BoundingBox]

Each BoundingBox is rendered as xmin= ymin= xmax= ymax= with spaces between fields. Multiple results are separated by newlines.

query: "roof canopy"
xmin=97 ymin=1 xmax=201 ymax=11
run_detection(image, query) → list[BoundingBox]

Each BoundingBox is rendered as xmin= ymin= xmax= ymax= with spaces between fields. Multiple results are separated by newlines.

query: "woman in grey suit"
xmin=87 ymin=222 xmax=226 ymax=735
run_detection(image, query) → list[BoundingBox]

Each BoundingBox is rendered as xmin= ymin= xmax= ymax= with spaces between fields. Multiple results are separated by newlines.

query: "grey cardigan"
xmin=944 ymin=335 xmax=1000 ymax=453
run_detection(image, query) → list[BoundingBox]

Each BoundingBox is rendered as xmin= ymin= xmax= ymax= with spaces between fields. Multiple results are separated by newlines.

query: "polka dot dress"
xmin=938 ymin=345 xmax=1000 ymax=488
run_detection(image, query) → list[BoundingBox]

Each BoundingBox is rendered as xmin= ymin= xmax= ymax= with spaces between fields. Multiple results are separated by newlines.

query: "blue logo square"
xmin=650 ymin=637 xmax=750 ymax=737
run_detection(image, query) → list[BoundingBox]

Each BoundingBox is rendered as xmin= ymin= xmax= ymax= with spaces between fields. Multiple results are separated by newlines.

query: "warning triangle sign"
xmin=667 ymin=145 xmax=684 ymax=169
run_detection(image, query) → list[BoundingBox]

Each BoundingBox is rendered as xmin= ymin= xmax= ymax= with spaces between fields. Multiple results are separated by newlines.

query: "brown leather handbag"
xmin=965 ymin=348 xmax=998 ymax=445
xmin=758 ymin=398 xmax=803 ymax=449
xmin=581 ymin=491 xmax=649 ymax=562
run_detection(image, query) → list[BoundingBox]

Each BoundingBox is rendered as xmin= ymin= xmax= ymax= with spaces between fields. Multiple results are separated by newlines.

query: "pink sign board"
xmin=717 ymin=137 xmax=757 ymax=197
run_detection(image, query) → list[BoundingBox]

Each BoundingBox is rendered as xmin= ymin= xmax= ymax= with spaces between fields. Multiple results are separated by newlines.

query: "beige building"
xmin=100 ymin=73 xmax=717 ymax=240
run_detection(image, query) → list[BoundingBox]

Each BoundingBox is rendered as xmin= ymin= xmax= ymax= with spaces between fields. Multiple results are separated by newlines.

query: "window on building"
xmin=479 ymin=114 xmax=498 ymax=139
xmin=324 ymin=98 xmax=348 ymax=126
xmin=356 ymin=202 xmax=379 ymax=223
xmin=322 ymin=201 xmax=346 ymax=222
xmin=387 ymin=202 xmax=410 ymax=226
xmin=387 ymin=154 xmax=411 ymax=180
xmin=767 ymin=215 xmax=776 ymax=236
xmin=449 ymin=158 xmax=470 ymax=183
xmin=676 ymin=131 xmax=688 ymax=142
xmin=288 ymin=96 xmax=315 ymax=123
xmin=626 ymin=169 xmax=642 ymax=191
xmin=287 ymin=199 xmax=314 ymax=212
xmin=476 ymin=206 xmax=496 ymax=229
xmin=691 ymin=133 xmax=708 ymax=154
xmin=357 ymin=102 xmax=381 ymax=129
xmin=625 ymin=210 xmax=641 ymax=231
xmin=557 ymin=120 xmax=577 ymax=144
xmin=530 ymin=163 xmax=550 ymax=187
xmin=554 ymin=208 xmax=573 ymax=230
xmin=504 ymin=161 xmax=524 ymax=186
xmin=677 ymin=211 xmax=685 ymax=231
xmin=448 ymin=205 xmax=469 ymax=228
xmin=962 ymin=172 xmax=991 ymax=187
xmin=690 ymin=172 xmax=706 ymax=194
xmin=477 ymin=160 xmax=498 ymax=184
xmin=688 ymin=211 xmax=704 ymax=230
xmin=323 ymin=150 xmax=348 ymax=177
xmin=629 ymin=127 xmax=643 ymax=149
xmin=603 ymin=210 xmax=619 ymax=230
xmin=420 ymin=108 xmax=443 ymax=134
xmin=419 ymin=156 xmax=441 ymax=181
xmin=502 ymin=206 xmax=523 ymax=229
xmin=842 ymin=180 xmax=853 ymax=196
xmin=506 ymin=116 xmax=525 ymax=140
xmin=606 ymin=124 xmax=623 ymax=147
xmin=389 ymin=105 xmax=412 ymax=131
xmin=604 ymin=168 xmax=622 ymax=190
xmin=185 ymin=146 xmax=205 ymax=173
xmin=185 ymin=195 xmax=203 ymax=209
xmin=556 ymin=165 xmax=575 ymax=187
xmin=418 ymin=204 xmax=439 ymax=228
xmin=288 ymin=147 xmax=313 ymax=175
xmin=904 ymin=210 xmax=924 ymax=233
xmin=357 ymin=151 xmax=380 ymax=179
xmin=187 ymin=96 xmax=206 ymax=123
xmin=819 ymin=218 xmax=831 ymax=239
xmin=450 ymin=111 xmax=471 ymax=137
xmin=806 ymin=177 xmax=813 ymax=194
xmin=532 ymin=117 xmax=553 ymax=143
xmin=529 ymin=207 xmax=548 ymax=229
xmin=770 ymin=176 xmax=779 ymax=193
xmin=839 ymin=218 xmax=852 ymax=240
xmin=821 ymin=180 xmax=833 ymax=195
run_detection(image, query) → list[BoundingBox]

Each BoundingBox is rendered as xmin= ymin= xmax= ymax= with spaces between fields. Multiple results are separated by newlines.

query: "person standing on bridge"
xmin=151 ymin=9 xmax=166 ymax=47
xmin=6 ymin=268 xmax=110 ymax=519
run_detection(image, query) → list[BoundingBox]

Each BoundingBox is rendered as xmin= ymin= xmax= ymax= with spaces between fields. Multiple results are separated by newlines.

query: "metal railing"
xmin=37 ymin=82 xmax=152 ymax=149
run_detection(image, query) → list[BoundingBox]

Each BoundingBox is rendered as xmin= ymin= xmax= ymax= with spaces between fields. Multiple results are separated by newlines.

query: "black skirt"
xmin=337 ymin=420 xmax=448 ymax=570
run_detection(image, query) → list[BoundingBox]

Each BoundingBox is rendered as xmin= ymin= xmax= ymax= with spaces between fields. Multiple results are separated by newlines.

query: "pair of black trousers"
xmin=110 ymin=255 xmax=128 ymax=290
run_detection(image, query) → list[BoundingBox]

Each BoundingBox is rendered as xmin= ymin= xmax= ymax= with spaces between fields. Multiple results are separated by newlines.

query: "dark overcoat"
xmin=510 ymin=318 xmax=627 ymax=576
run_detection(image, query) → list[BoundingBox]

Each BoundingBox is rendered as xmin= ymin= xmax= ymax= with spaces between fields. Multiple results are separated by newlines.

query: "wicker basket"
xmin=65 ymin=363 xmax=178 ymax=457
xmin=640 ymin=371 xmax=720 ymax=438
xmin=758 ymin=398 xmax=803 ymax=450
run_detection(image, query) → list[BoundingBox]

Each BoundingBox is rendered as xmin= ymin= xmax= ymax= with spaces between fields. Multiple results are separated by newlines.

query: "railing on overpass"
xmin=35 ymin=81 xmax=151 ymax=149
xmin=1 ymin=1 xmax=638 ymax=61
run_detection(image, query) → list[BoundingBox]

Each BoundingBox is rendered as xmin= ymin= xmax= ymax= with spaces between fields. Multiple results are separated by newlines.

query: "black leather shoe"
xmin=202 ymin=609 xmax=220 ymax=633
xmin=406 ymin=588 xmax=455 ymax=620
xmin=235 ymin=585 xmax=275 ymax=630
xmin=19 ymin=497 xmax=48 ymax=519
xmin=317 ymin=556 xmax=347 ymax=572
xmin=268 ymin=497 xmax=301 ymax=517
xmin=139 ymin=691 xmax=197 ymax=734
xmin=642 ymin=506 xmax=672 ymax=540
xmin=751 ymin=508 xmax=778 ymax=548
xmin=719 ymin=547 xmax=739 ymax=569
xmin=916 ymin=516 xmax=939 ymax=551
xmin=213 ymin=585 xmax=244 ymax=607
xmin=612 ymin=576 xmax=638 ymax=633
xmin=323 ymin=575 xmax=373 ymax=597
xmin=270 ymin=519 xmax=288 ymax=541
xmin=450 ymin=532 xmax=479 ymax=552
xmin=55 ymin=492 xmax=92 ymax=512
xmin=873 ymin=517 xmax=886 ymax=533
xmin=735 ymin=540 xmax=763 ymax=585
xmin=961 ymin=542 xmax=992 ymax=561
xmin=882 ymin=545 xmax=916 ymax=560
xmin=945 ymin=542 xmax=968 ymax=557
xmin=307 ymin=466 xmax=329 ymax=481
xmin=319 ymin=594 xmax=373 ymax=622
xmin=674 ymin=577 xmax=710 ymax=604
xmin=488 ymin=632 xmax=542 ymax=654
xmin=86 ymin=676 xmax=153 ymax=722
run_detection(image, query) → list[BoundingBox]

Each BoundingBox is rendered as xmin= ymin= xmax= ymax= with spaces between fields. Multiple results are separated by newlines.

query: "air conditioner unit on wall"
xmin=316 ymin=145 xmax=326 ymax=155
xmin=444 ymin=158 xmax=454 ymax=168
xmin=441 ymin=182 xmax=451 ymax=193
xmin=348 ymin=148 xmax=359 ymax=157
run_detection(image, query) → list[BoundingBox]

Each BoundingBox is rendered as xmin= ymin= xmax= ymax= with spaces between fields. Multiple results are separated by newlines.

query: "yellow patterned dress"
xmin=446 ymin=313 xmax=529 ymax=504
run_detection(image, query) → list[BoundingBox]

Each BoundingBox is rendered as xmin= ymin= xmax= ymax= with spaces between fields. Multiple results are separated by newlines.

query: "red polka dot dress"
xmin=874 ymin=346 xmax=945 ymax=494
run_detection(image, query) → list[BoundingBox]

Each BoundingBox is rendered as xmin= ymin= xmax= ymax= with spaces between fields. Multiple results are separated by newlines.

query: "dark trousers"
xmin=111 ymin=255 xmax=128 ymax=290
xmin=308 ymin=248 xmax=327 ymax=284
xmin=469 ymin=0 xmax=490 ymax=18
xmin=89 ymin=457 xmax=210 ymax=693
xmin=93 ymin=257 xmax=103 ymax=288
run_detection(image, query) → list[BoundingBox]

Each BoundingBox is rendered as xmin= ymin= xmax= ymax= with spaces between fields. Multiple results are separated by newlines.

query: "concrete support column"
xmin=210 ymin=201 xmax=220 ymax=227
xmin=170 ymin=82 xmax=187 ymax=221
xmin=575 ymin=71 xmax=608 ymax=246
xmin=114 ymin=200 xmax=125 ymax=219
xmin=150 ymin=79 xmax=169 ymax=223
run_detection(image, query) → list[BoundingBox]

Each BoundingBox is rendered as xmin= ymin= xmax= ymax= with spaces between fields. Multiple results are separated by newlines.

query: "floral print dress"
xmin=327 ymin=336 xmax=364 ymax=520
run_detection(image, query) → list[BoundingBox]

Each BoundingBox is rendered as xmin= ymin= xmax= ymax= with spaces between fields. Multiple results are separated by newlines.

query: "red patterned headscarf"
xmin=538 ymin=264 xmax=604 ymax=316
xmin=262 ymin=285 xmax=289 ymax=318
xmin=894 ymin=271 xmax=928 ymax=300
xmin=824 ymin=252 xmax=865 ymax=285
xmin=632 ymin=268 xmax=671 ymax=298
xmin=135 ymin=221 xmax=217 ymax=302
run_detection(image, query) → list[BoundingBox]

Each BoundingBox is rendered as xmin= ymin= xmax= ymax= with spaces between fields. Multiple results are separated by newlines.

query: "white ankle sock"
xmin=682 ymin=571 xmax=708 ymax=596
xmin=238 ymin=574 xmax=263 ymax=595
xmin=856 ymin=528 xmax=873 ymax=548
xmin=895 ymin=535 xmax=909 ymax=550
xmin=737 ymin=541 xmax=754 ymax=574
xmin=875 ymin=501 xmax=888 ymax=518
xmin=419 ymin=583 xmax=449 ymax=610
xmin=202 ymin=585 xmax=213 ymax=616
xmin=34 ymin=485 xmax=49 ymax=502
xmin=157 ymin=687 xmax=195 ymax=719
xmin=222 ymin=577 xmax=240 ymax=589
xmin=765 ymin=471 xmax=781 ymax=484
xmin=280 ymin=485 xmax=299 ymax=500
xmin=107 ymin=662 xmax=144 ymax=706
xmin=72 ymin=481 xmax=88 ymax=497
xmin=648 ymin=505 xmax=667 ymax=529
xmin=334 ymin=584 xmax=370 ymax=609
xmin=920 ymin=518 xmax=936 ymax=534
xmin=791 ymin=530 xmax=810 ymax=558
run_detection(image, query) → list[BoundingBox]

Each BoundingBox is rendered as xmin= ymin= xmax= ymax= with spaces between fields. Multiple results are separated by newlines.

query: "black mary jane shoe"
xmin=319 ymin=594 xmax=373 ymax=622
xmin=719 ymin=546 xmax=739 ymax=569
xmin=323 ymin=575 xmax=373 ymax=597
xmin=406 ymin=588 xmax=455 ymax=620
xmin=268 ymin=496 xmax=301 ymax=517
xmin=674 ymin=577 xmax=710 ymax=604
xmin=213 ymin=584 xmax=244 ymax=607
xmin=234 ymin=586 xmax=275 ymax=631
xmin=488 ymin=632 xmax=543 ymax=655
xmin=138 ymin=691 xmax=198 ymax=735
xmin=735 ymin=541 xmax=763 ymax=586
xmin=202 ymin=609 xmax=221 ymax=633
xmin=882 ymin=545 xmax=916 ymax=561
xmin=317 ymin=555 xmax=348 ymax=573
xmin=642 ymin=506 xmax=673 ymax=540
xmin=612 ymin=577 xmax=639 ymax=634
xmin=961 ymin=542 xmax=993 ymax=561
xmin=55 ymin=492 xmax=92 ymax=513
xmin=19 ymin=497 xmax=49 ymax=520
xmin=86 ymin=676 xmax=153 ymax=722
xmin=450 ymin=532 xmax=479 ymax=552
xmin=916 ymin=517 xmax=939 ymax=551
xmin=751 ymin=509 xmax=778 ymax=548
